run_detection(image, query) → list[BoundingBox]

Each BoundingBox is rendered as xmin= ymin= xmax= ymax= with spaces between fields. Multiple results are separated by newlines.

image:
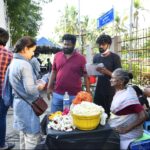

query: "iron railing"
xmin=118 ymin=28 xmax=150 ymax=86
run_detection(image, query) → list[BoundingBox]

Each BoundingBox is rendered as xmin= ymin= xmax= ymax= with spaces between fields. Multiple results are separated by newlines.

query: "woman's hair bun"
xmin=128 ymin=72 xmax=133 ymax=79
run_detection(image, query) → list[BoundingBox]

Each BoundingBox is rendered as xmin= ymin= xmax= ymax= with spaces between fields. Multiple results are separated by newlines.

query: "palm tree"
xmin=113 ymin=12 xmax=128 ymax=36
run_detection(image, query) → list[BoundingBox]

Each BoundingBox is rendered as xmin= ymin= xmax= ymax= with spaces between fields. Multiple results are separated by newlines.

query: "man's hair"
xmin=62 ymin=34 xmax=76 ymax=45
xmin=0 ymin=27 xmax=9 ymax=46
xmin=96 ymin=34 xmax=112 ymax=45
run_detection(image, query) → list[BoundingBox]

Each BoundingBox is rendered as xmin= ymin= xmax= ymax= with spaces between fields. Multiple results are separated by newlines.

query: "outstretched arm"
xmin=47 ymin=70 xmax=56 ymax=100
xmin=83 ymin=74 xmax=91 ymax=94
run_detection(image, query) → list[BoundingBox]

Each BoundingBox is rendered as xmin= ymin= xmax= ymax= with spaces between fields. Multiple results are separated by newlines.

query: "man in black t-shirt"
xmin=93 ymin=34 xmax=122 ymax=117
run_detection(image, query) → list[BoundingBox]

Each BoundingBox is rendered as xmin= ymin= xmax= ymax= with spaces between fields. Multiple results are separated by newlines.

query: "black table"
xmin=45 ymin=124 xmax=120 ymax=150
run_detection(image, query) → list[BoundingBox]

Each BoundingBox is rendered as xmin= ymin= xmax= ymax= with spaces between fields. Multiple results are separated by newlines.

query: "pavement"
xmin=6 ymin=91 xmax=50 ymax=149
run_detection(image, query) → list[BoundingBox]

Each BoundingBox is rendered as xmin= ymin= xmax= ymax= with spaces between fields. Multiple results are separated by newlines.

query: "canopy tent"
xmin=36 ymin=37 xmax=55 ymax=47
xmin=36 ymin=46 xmax=61 ymax=54
xmin=36 ymin=37 xmax=62 ymax=54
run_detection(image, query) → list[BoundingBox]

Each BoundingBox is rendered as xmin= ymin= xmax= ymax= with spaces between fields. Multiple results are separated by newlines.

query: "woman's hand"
xmin=114 ymin=126 xmax=130 ymax=134
xmin=36 ymin=79 xmax=46 ymax=91
xmin=37 ymin=84 xmax=45 ymax=91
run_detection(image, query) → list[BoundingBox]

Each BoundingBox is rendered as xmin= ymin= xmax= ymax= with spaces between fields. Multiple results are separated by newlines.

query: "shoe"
xmin=0 ymin=143 xmax=15 ymax=150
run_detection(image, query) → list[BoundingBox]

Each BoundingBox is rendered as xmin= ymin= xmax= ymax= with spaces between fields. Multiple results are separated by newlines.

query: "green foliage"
xmin=55 ymin=5 xmax=104 ymax=54
xmin=113 ymin=12 xmax=128 ymax=35
xmin=6 ymin=0 xmax=51 ymax=45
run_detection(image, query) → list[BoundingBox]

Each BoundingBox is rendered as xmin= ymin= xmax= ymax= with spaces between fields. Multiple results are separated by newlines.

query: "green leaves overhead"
xmin=6 ymin=0 xmax=50 ymax=45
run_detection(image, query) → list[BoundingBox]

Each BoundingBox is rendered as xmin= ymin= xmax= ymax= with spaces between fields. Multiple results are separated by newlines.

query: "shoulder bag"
xmin=13 ymin=88 xmax=48 ymax=116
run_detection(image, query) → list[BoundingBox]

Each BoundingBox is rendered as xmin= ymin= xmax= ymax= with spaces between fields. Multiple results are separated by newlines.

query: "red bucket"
xmin=89 ymin=76 xmax=96 ymax=84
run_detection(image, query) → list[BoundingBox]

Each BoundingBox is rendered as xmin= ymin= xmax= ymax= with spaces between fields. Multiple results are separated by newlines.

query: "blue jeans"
xmin=50 ymin=92 xmax=75 ymax=113
xmin=0 ymin=97 xmax=9 ymax=147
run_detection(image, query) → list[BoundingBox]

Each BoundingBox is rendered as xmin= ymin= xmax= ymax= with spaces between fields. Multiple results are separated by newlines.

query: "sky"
xmin=37 ymin=0 xmax=150 ymax=39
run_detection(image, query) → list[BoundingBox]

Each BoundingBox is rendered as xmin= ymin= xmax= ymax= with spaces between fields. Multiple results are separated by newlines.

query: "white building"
xmin=0 ymin=0 xmax=8 ymax=29
xmin=0 ymin=0 xmax=10 ymax=48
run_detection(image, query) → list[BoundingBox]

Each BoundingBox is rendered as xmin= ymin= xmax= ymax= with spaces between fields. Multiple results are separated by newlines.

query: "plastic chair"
xmin=143 ymin=121 xmax=150 ymax=131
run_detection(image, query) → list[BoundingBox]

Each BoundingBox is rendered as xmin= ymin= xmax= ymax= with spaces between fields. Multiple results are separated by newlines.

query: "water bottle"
xmin=63 ymin=92 xmax=70 ymax=111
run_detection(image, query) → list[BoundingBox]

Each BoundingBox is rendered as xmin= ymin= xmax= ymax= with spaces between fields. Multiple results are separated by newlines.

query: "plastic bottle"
xmin=100 ymin=113 xmax=108 ymax=126
xmin=63 ymin=92 xmax=70 ymax=111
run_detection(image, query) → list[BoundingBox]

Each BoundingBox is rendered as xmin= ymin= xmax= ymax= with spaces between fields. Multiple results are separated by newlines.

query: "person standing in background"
xmin=46 ymin=58 xmax=52 ymax=73
xmin=132 ymin=85 xmax=149 ymax=110
xmin=47 ymin=34 xmax=91 ymax=112
xmin=93 ymin=34 xmax=122 ymax=117
xmin=0 ymin=27 xmax=14 ymax=149
xmin=30 ymin=55 xmax=41 ymax=79
xmin=144 ymin=87 xmax=150 ymax=97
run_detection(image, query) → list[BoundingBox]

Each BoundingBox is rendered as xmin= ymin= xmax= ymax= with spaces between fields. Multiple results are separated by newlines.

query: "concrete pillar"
xmin=111 ymin=36 xmax=121 ymax=55
xmin=0 ymin=0 xmax=10 ymax=48
xmin=0 ymin=0 xmax=7 ymax=29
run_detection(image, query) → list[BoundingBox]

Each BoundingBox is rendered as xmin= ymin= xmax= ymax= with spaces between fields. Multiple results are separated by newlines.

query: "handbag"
xmin=13 ymin=87 xmax=48 ymax=116
xmin=31 ymin=96 xmax=48 ymax=116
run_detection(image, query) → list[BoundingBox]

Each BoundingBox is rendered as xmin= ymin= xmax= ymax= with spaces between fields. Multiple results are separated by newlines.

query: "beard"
xmin=63 ymin=47 xmax=74 ymax=54
xmin=99 ymin=48 xmax=106 ymax=53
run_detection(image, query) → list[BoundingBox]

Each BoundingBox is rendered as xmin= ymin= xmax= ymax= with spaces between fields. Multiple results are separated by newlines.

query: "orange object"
xmin=72 ymin=91 xmax=92 ymax=105
xmin=89 ymin=76 xmax=96 ymax=84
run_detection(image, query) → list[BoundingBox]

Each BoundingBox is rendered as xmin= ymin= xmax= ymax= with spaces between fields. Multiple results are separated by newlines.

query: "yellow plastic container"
xmin=71 ymin=113 xmax=101 ymax=130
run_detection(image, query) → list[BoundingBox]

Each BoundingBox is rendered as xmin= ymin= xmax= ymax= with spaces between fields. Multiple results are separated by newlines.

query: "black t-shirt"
xmin=93 ymin=52 xmax=121 ymax=96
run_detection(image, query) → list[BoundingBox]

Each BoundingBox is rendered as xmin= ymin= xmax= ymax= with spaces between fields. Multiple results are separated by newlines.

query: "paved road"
xmin=6 ymin=91 xmax=50 ymax=149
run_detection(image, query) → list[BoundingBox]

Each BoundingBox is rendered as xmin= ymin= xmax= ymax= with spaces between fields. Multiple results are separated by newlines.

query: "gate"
xmin=117 ymin=28 xmax=150 ymax=86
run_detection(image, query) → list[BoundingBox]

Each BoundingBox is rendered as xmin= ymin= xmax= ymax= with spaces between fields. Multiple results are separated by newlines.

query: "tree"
xmin=55 ymin=5 xmax=79 ymax=36
xmin=55 ymin=5 xmax=105 ymax=54
xmin=113 ymin=12 xmax=128 ymax=36
xmin=5 ymin=0 xmax=52 ymax=45
xmin=55 ymin=5 xmax=89 ymax=53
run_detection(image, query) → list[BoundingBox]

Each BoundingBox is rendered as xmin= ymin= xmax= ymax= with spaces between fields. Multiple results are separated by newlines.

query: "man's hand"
xmin=47 ymin=88 xmax=53 ymax=100
xmin=96 ymin=67 xmax=112 ymax=76
xmin=86 ymin=89 xmax=92 ymax=96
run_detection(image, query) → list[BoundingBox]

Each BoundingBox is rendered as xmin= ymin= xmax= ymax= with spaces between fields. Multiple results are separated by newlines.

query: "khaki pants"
xmin=20 ymin=131 xmax=41 ymax=150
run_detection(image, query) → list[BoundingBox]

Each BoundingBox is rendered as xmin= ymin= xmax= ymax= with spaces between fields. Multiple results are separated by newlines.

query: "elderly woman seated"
xmin=108 ymin=68 xmax=147 ymax=150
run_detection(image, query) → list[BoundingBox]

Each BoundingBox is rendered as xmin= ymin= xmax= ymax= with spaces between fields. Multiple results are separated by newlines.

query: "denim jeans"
xmin=50 ymin=92 xmax=75 ymax=113
xmin=0 ymin=97 xmax=9 ymax=147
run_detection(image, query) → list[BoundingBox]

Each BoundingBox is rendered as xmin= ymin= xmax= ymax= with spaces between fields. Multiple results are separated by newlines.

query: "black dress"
xmin=93 ymin=52 xmax=122 ymax=116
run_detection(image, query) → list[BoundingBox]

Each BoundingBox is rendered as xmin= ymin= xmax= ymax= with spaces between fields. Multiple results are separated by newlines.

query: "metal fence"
xmin=117 ymin=28 xmax=150 ymax=86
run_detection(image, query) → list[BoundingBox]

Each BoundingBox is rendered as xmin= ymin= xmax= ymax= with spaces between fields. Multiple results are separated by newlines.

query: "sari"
xmin=108 ymin=86 xmax=143 ymax=149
